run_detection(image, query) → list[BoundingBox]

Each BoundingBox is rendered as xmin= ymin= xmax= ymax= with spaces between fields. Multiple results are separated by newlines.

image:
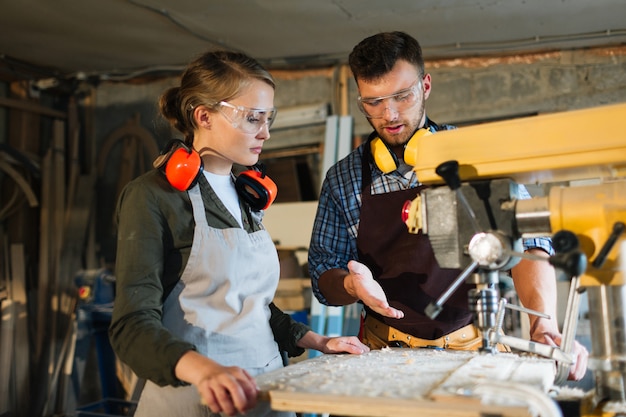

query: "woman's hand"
xmin=175 ymin=350 xmax=259 ymax=416
xmin=195 ymin=365 xmax=259 ymax=416
xmin=297 ymin=331 xmax=370 ymax=355
xmin=319 ymin=335 xmax=371 ymax=354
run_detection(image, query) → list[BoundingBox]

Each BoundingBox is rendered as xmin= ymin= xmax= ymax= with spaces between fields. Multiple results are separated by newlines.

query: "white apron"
xmin=134 ymin=185 xmax=294 ymax=417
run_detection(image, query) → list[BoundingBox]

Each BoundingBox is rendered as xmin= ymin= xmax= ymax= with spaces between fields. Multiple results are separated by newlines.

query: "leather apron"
xmin=357 ymin=143 xmax=474 ymax=342
xmin=134 ymin=185 xmax=294 ymax=417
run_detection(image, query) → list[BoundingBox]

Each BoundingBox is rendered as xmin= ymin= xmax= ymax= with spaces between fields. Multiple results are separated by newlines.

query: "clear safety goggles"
xmin=214 ymin=101 xmax=277 ymax=134
xmin=357 ymin=79 xmax=422 ymax=119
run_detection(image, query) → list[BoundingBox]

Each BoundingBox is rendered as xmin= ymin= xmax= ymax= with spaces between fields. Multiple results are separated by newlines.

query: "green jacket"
xmin=109 ymin=169 xmax=310 ymax=386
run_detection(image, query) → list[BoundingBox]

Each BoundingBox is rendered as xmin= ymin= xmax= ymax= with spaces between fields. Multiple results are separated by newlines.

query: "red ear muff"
xmin=235 ymin=165 xmax=277 ymax=211
xmin=165 ymin=147 xmax=203 ymax=191
xmin=154 ymin=140 xmax=203 ymax=191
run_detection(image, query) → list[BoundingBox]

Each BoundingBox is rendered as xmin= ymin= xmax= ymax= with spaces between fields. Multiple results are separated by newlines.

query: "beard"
xmin=370 ymin=99 xmax=426 ymax=149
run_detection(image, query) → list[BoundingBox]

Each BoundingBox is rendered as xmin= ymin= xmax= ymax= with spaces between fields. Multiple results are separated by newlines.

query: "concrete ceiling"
xmin=1 ymin=0 xmax=626 ymax=81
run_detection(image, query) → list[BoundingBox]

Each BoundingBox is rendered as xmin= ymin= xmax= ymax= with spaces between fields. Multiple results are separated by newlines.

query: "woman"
xmin=109 ymin=50 xmax=368 ymax=417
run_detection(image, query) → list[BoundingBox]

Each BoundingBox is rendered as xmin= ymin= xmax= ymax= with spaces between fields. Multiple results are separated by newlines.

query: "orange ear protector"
xmin=154 ymin=139 xmax=203 ymax=191
xmin=154 ymin=139 xmax=278 ymax=210
xmin=370 ymin=128 xmax=432 ymax=173
xmin=234 ymin=163 xmax=278 ymax=211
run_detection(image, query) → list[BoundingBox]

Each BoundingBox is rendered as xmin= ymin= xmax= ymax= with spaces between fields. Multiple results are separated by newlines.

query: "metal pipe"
xmin=515 ymin=196 xmax=552 ymax=237
xmin=587 ymin=284 xmax=626 ymax=403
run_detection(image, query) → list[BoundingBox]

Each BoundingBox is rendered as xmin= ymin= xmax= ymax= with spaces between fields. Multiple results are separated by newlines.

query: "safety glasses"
xmin=214 ymin=101 xmax=277 ymax=134
xmin=357 ymin=79 xmax=422 ymax=119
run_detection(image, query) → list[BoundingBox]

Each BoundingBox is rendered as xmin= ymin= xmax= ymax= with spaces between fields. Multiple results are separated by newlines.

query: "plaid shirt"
xmin=308 ymin=123 xmax=553 ymax=305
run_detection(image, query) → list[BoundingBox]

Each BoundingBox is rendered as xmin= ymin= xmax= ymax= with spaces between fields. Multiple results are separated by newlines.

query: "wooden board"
xmin=10 ymin=244 xmax=30 ymax=415
xmin=0 ymin=299 xmax=15 ymax=413
xmin=273 ymin=278 xmax=311 ymax=311
xmin=257 ymin=348 xmax=556 ymax=417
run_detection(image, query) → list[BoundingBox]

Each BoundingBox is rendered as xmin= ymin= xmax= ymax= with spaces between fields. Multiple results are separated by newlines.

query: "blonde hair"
xmin=159 ymin=50 xmax=275 ymax=145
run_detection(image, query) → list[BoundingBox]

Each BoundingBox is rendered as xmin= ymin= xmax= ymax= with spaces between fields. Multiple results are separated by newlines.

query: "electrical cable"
xmin=424 ymin=28 xmax=626 ymax=54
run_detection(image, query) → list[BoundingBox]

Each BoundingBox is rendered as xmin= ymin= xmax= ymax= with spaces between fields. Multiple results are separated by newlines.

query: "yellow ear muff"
xmin=370 ymin=128 xmax=432 ymax=173
xmin=370 ymin=137 xmax=398 ymax=174
xmin=403 ymin=128 xmax=432 ymax=167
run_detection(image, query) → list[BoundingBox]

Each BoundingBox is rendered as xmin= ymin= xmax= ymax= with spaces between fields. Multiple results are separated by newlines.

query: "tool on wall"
xmin=97 ymin=113 xmax=159 ymax=209
xmin=0 ymin=144 xmax=39 ymax=220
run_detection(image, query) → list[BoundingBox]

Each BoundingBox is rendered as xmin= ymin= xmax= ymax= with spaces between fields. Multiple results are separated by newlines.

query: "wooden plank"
xmin=42 ymin=119 xmax=66 ymax=416
xmin=82 ymin=90 xmax=99 ymax=270
xmin=64 ymin=97 xmax=80 ymax=229
xmin=62 ymin=175 xmax=95 ymax=250
xmin=57 ymin=308 xmax=78 ymax=414
xmin=273 ymin=278 xmax=311 ymax=311
xmin=321 ymin=115 xmax=339 ymax=182
xmin=337 ymin=115 xmax=353 ymax=161
xmin=430 ymin=351 xmax=555 ymax=401
xmin=51 ymin=119 xmax=66 ymax=267
xmin=0 ymin=96 xmax=67 ymax=119
xmin=49 ymin=108 xmax=93 ymax=414
xmin=9 ymin=244 xmax=30 ymax=417
xmin=1 ymin=238 xmax=16 ymax=414
xmin=266 ymin=392 xmax=530 ymax=417
xmin=42 ymin=298 xmax=77 ymax=416
xmin=36 ymin=147 xmax=52 ymax=361
xmin=276 ymin=278 xmax=310 ymax=293
xmin=0 ymin=299 xmax=15 ymax=414
xmin=31 ymin=145 xmax=56 ymax=417
xmin=257 ymin=348 xmax=556 ymax=417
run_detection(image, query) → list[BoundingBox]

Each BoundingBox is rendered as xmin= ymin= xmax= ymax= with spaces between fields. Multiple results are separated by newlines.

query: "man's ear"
xmin=194 ymin=105 xmax=212 ymax=129
xmin=422 ymin=73 xmax=432 ymax=100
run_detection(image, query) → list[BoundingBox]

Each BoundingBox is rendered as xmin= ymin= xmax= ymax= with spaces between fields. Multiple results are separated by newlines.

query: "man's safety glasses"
xmin=214 ymin=101 xmax=277 ymax=134
xmin=357 ymin=80 xmax=422 ymax=119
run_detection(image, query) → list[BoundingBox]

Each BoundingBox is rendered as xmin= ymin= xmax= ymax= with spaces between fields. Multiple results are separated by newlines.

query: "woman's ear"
xmin=194 ymin=105 xmax=212 ymax=129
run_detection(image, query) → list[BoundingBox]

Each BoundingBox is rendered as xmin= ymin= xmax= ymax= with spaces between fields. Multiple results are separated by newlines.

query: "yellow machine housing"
xmin=405 ymin=102 xmax=626 ymax=415
xmin=412 ymin=102 xmax=626 ymax=185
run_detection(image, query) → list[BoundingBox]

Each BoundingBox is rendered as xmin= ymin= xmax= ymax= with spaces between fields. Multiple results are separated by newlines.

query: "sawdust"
xmin=257 ymin=348 xmax=556 ymax=402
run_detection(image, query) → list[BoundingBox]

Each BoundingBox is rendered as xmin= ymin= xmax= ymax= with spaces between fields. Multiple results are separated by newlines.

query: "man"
xmin=308 ymin=31 xmax=588 ymax=380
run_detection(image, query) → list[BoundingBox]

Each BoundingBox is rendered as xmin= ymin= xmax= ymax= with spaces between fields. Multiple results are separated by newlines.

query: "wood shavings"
xmin=258 ymin=349 xmax=554 ymax=400
xmin=257 ymin=349 xmax=558 ymax=417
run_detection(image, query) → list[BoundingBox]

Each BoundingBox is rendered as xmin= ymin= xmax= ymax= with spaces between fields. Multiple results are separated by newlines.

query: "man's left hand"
xmin=531 ymin=328 xmax=589 ymax=381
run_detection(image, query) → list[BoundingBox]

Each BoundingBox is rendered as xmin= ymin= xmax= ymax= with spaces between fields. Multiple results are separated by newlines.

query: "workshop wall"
xmin=424 ymin=46 xmax=626 ymax=126
xmin=87 ymin=44 xmax=626 ymax=264
xmin=93 ymin=44 xmax=626 ymax=158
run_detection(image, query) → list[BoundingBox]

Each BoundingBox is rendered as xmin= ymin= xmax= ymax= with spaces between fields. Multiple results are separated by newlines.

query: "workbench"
xmin=257 ymin=348 xmax=560 ymax=417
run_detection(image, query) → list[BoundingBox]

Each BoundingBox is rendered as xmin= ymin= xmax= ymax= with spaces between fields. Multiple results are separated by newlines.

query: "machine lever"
xmin=490 ymin=298 xmax=575 ymax=377
xmin=435 ymin=160 xmax=462 ymax=190
xmin=491 ymin=298 xmax=572 ymax=365
xmin=554 ymin=275 xmax=582 ymax=384
xmin=504 ymin=303 xmax=550 ymax=320
xmin=494 ymin=334 xmax=574 ymax=365
xmin=592 ymin=221 xmax=625 ymax=268
xmin=425 ymin=260 xmax=478 ymax=319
